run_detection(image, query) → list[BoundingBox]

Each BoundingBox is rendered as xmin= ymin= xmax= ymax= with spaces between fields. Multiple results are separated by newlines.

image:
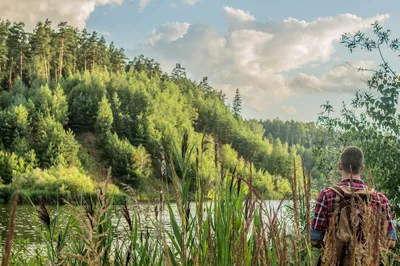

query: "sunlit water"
xmin=0 ymin=200 xmax=287 ymax=252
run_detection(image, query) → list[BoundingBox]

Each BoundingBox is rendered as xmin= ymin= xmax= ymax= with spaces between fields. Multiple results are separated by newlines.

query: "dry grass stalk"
xmin=291 ymin=159 xmax=300 ymax=239
xmin=281 ymin=220 xmax=288 ymax=266
xmin=291 ymin=235 xmax=298 ymax=266
xmin=302 ymin=160 xmax=311 ymax=246
xmin=168 ymin=156 xmax=188 ymax=264
xmin=264 ymin=197 xmax=286 ymax=265
xmin=231 ymin=209 xmax=236 ymax=265
xmin=207 ymin=216 xmax=214 ymax=265
xmin=63 ymin=173 xmax=113 ymax=265
xmin=1 ymin=191 xmax=18 ymax=266
xmin=321 ymin=195 xmax=338 ymax=266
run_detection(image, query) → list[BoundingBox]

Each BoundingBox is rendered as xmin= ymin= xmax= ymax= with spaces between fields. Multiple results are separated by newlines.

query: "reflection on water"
xmin=0 ymin=200 xmax=285 ymax=246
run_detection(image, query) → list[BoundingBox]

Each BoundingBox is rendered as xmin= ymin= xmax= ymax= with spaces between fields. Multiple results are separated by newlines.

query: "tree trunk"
xmin=8 ymin=58 xmax=13 ymax=89
xmin=44 ymin=58 xmax=48 ymax=82
xmin=20 ymin=50 xmax=23 ymax=79
xmin=59 ymin=38 xmax=64 ymax=79
xmin=48 ymin=61 xmax=50 ymax=83
xmin=73 ymin=49 xmax=76 ymax=74
xmin=84 ymin=59 xmax=87 ymax=72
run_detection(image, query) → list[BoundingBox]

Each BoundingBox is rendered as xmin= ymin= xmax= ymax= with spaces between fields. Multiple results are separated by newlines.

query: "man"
xmin=310 ymin=146 xmax=397 ymax=262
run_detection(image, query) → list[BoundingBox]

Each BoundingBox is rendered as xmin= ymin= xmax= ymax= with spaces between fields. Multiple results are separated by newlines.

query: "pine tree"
xmin=233 ymin=88 xmax=242 ymax=119
xmin=96 ymin=36 xmax=109 ymax=70
xmin=95 ymin=95 xmax=114 ymax=137
xmin=78 ymin=29 xmax=89 ymax=72
xmin=199 ymin=77 xmax=212 ymax=94
xmin=109 ymin=45 xmax=126 ymax=73
xmin=30 ymin=20 xmax=52 ymax=82
xmin=7 ymin=22 xmax=28 ymax=87
xmin=87 ymin=31 xmax=98 ymax=71
xmin=0 ymin=20 xmax=9 ymax=82
xmin=56 ymin=22 xmax=77 ymax=79
xmin=171 ymin=63 xmax=186 ymax=80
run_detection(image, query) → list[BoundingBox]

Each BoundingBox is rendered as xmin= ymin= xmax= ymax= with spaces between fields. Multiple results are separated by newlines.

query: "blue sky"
xmin=2 ymin=0 xmax=400 ymax=122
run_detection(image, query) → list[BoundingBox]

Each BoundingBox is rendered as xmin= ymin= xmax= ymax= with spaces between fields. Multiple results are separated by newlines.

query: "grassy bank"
xmin=0 ymin=187 xmax=128 ymax=205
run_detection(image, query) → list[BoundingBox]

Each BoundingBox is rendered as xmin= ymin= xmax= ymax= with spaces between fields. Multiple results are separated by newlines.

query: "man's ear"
xmin=360 ymin=164 xmax=364 ymax=172
xmin=338 ymin=162 xmax=342 ymax=171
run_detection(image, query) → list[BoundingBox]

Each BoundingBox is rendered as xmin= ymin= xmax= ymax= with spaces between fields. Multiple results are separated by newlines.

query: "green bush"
xmin=12 ymin=165 xmax=95 ymax=193
xmin=0 ymin=150 xmax=35 ymax=184
xmin=34 ymin=117 xmax=80 ymax=168
xmin=103 ymin=133 xmax=152 ymax=187
xmin=17 ymin=189 xmax=127 ymax=205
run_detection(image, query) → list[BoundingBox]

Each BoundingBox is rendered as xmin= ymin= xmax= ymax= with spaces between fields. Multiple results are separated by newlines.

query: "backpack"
xmin=329 ymin=185 xmax=375 ymax=266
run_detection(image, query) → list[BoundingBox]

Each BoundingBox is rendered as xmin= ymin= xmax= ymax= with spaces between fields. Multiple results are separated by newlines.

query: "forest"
xmin=0 ymin=19 xmax=329 ymax=201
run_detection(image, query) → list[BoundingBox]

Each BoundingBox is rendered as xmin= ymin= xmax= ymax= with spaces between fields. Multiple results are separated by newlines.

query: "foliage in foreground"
xmin=1 ymin=140 xmax=399 ymax=266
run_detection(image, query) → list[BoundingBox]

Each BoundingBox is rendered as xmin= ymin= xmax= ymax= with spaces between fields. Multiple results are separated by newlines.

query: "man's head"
xmin=339 ymin=146 xmax=364 ymax=175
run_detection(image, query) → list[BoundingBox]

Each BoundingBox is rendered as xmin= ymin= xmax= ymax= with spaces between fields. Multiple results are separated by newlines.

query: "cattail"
xmin=37 ymin=199 xmax=51 ymax=230
xmin=85 ymin=200 xmax=95 ymax=229
xmin=195 ymin=146 xmax=199 ymax=174
xmin=1 ymin=191 xmax=18 ymax=266
xmin=181 ymin=131 xmax=189 ymax=159
xmin=56 ymin=233 xmax=62 ymax=252
xmin=125 ymin=243 xmax=132 ymax=266
xmin=237 ymin=177 xmax=242 ymax=196
xmin=155 ymin=204 xmax=159 ymax=221
xmin=122 ymin=203 xmax=133 ymax=232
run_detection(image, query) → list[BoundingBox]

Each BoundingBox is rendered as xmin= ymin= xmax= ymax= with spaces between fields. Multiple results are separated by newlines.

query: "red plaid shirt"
xmin=310 ymin=179 xmax=396 ymax=241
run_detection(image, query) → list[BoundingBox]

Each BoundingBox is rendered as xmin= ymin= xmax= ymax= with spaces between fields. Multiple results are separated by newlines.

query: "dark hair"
xmin=340 ymin=146 xmax=364 ymax=174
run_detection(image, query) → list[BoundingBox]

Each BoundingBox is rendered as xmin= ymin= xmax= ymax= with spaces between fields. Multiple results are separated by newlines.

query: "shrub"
xmin=103 ymin=133 xmax=152 ymax=188
xmin=0 ymin=150 xmax=35 ymax=184
xmin=12 ymin=165 xmax=95 ymax=193
xmin=34 ymin=117 xmax=80 ymax=168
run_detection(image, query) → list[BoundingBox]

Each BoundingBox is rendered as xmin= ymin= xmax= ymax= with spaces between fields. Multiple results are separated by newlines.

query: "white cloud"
xmin=149 ymin=22 xmax=190 ymax=46
xmin=183 ymin=0 xmax=199 ymax=5
xmin=290 ymin=61 xmax=374 ymax=93
xmin=102 ymin=31 xmax=113 ymax=36
xmin=0 ymin=0 xmax=123 ymax=29
xmin=141 ymin=6 xmax=389 ymax=117
xmin=282 ymin=106 xmax=297 ymax=117
xmin=223 ymin=6 xmax=256 ymax=22
xmin=138 ymin=0 xmax=151 ymax=12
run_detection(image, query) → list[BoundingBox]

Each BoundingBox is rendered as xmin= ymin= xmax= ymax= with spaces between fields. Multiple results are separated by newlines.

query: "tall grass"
xmin=1 ymin=135 xmax=399 ymax=265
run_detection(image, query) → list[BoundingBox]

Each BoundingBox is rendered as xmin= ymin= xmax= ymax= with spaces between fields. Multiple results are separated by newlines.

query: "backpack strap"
xmin=330 ymin=185 xmax=346 ymax=198
xmin=329 ymin=184 xmax=375 ymax=200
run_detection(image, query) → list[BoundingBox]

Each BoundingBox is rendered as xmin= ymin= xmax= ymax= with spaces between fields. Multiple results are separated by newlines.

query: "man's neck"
xmin=341 ymin=173 xmax=362 ymax=181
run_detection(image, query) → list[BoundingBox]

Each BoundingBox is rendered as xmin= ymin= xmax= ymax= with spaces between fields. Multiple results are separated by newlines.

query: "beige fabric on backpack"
xmin=328 ymin=185 xmax=375 ymax=266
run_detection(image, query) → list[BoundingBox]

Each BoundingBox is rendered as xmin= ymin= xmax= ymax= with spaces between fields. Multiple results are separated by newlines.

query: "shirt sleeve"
xmin=310 ymin=189 xmax=328 ymax=242
xmin=385 ymin=197 xmax=397 ymax=241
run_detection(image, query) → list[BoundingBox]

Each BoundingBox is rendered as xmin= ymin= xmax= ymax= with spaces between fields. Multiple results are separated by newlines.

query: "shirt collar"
xmin=340 ymin=178 xmax=364 ymax=185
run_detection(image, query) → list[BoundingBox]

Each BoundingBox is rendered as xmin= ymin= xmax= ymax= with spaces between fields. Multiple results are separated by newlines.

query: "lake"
xmin=0 ymin=200 xmax=286 ymax=247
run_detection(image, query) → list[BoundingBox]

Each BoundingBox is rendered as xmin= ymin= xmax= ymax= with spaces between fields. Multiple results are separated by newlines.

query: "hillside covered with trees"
xmin=0 ymin=19 xmax=327 ymax=200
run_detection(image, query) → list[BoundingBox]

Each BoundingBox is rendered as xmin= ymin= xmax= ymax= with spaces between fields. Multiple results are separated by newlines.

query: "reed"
xmin=2 ymin=136 xmax=400 ymax=265
xmin=1 ymin=191 xmax=18 ymax=266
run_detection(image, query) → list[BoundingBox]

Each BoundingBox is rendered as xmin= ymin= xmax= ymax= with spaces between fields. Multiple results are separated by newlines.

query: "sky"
xmin=1 ymin=0 xmax=400 ymax=122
